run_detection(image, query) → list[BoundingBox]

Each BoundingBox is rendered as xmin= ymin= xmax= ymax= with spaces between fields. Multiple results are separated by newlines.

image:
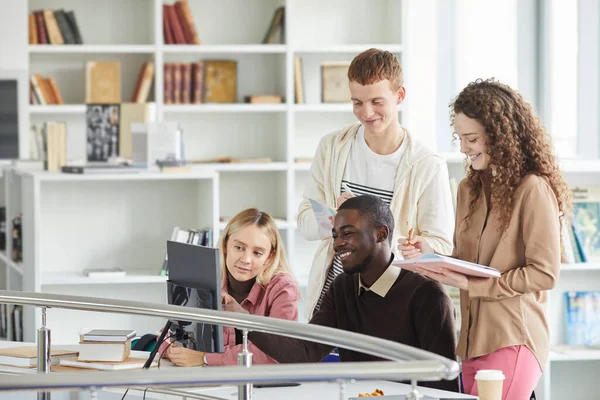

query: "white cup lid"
xmin=475 ymin=369 xmax=505 ymax=380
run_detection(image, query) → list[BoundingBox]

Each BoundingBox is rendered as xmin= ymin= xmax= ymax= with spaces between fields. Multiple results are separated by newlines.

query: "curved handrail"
xmin=0 ymin=290 xmax=459 ymax=387
xmin=0 ymin=361 xmax=448 ymax=392
xmin=0 ymin=290 xmax=458 ymax=375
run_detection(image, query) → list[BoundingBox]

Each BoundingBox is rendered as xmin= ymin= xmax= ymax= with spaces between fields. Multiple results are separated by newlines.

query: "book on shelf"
xmin=392 ymin=254 xmax=502 ymax=278
xmin=163 ymin=1 xmax=200 ymax=45
xmin=58 ymin=356 xmax=156 ymax=371
xmin=569 ymin=186 xmax=600 ymax=263
xmin=86 ymin=104 xmax=120 ymax=162
xmin=130 ymin=62 xmax=155 ymax=104
xmin=0 ymin=346 xmax=78 ymax=368
xmin=41 ymin=121 xmax=67 ymax=173
xmin=29 ymin=9 xmax=83 ymax=45
xmin=30 ymin=74 xmax=64 ymax=105
xmin=86 ymin=61 xmax=121 ymax=104
xmin=81 ymin=329 xmax=136 ymax=343
xmin=564 ymin=291 xmax=600 ymax=347
xmin=294 ymin=56 xmax=305 ymax=104
xmin=262 ymin=6 xmax=285 ymax=44
xmin=244 ymin=95 xmax=283 ymax=104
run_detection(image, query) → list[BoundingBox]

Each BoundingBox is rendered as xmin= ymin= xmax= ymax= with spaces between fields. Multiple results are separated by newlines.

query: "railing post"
xmin=37 ymin=307 xmax=51 ymax=400
xmin=405 ymin=379 xmax=423 ymax=400
xmin=237 ymin=329 xmax=253 ymax=400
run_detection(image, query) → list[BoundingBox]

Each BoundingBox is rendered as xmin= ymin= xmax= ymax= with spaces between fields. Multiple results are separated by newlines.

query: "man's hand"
xmin=222 ymin=293 xmax=249 ymax=314
xmin=336 ymin=192 xmax=356 ymax=208
xmin=397 ymin=235 xmax=433 ymax=260
xmin=166 ymin=345 xmax=206 ymax=367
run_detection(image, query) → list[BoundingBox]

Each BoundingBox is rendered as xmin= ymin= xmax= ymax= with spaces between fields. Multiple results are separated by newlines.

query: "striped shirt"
xmin=314 ymin=126 xmax=404 ymax=312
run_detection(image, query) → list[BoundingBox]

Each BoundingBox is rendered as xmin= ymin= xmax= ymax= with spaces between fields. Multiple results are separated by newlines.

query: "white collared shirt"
xmin=357 ymin=263 xmax=401 ymax=297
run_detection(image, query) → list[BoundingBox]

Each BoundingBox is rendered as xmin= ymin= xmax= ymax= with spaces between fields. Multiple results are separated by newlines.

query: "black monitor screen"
xmin=0 ymin=80 xmax=19 ymax=159
xmin=166 ymin=240 xmax=224 ymax=353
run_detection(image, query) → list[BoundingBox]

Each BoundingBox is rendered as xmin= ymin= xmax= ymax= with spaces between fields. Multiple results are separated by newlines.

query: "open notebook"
xmin=392 ymin=254 xmax=501 ymax=278
xmin=58 ymin=356 xmax=156 ymax=370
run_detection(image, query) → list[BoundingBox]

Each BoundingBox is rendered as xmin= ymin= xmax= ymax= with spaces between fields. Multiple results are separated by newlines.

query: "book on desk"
xmin=0 ymin=346 xmax=78 ymax=368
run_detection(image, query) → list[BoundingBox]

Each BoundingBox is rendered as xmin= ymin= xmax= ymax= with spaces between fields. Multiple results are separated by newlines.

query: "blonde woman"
xmin=160 ymin=208 xmax=299 ymax=366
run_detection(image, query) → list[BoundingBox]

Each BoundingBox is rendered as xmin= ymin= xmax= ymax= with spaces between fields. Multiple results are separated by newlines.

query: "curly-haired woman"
xmin=398 ymin=78 xmax=571 ymax=399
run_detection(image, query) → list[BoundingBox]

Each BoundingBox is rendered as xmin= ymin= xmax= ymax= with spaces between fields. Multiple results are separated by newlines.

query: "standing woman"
xmin=399 ymin=78 xmax=571 ymax=399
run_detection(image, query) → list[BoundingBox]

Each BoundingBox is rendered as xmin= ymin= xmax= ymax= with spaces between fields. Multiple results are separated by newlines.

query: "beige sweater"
xmin=298 ymin=122 xmax=455 ymax=317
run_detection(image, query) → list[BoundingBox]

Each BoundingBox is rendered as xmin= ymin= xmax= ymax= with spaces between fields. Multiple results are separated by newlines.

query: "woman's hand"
xmin=222 ymin=293 xmax=249 ymax=314
xmin=397 ymin=235 xmax=433 ymax=259
xmin=166 ymin=345 xmax=206 ymax=367
xmin=415 ymin=266 xmax=469 ymax=291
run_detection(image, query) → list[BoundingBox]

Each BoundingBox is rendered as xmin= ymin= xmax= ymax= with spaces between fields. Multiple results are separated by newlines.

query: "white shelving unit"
xmin=10 ymin=167 xmax=219 ymax=344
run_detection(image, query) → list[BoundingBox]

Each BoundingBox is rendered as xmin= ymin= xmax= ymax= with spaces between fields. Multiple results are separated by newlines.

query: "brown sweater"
xmin=249 ymin=268 xmax=459 ymax=393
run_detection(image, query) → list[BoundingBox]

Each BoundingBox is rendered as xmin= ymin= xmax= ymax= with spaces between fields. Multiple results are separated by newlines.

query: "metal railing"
xmin=0 ymin=290 xmax=460 ymax=400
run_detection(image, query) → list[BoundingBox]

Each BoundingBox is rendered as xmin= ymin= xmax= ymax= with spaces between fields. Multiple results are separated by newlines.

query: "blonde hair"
xmin=217 ymin=208 xmax=296 ymax=288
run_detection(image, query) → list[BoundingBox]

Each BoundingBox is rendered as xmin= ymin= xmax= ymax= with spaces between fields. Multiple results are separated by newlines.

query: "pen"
xmin=407 ymin=228 xmax=414 ymax=246
xmin=341 ymin=182 xmax=354 ymax=196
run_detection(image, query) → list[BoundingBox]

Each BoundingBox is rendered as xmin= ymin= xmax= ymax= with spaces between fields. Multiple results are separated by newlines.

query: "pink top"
xmin=159 ymin=272 xmax=299 ymax=366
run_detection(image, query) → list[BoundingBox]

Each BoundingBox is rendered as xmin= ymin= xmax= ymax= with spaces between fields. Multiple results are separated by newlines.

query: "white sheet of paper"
xmin=309 ymin=199 xmax=337 ymax=239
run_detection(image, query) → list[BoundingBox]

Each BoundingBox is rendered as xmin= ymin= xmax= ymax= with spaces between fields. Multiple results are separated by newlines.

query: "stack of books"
xmin=57 ymin=329 xmax=157 ymax=370
xmin=77 ymin=329 xmax=135 ymax=362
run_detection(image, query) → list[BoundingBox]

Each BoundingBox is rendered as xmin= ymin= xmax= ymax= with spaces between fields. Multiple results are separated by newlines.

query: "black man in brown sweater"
xmin=246 ymin=194 xmax=459 ymax=392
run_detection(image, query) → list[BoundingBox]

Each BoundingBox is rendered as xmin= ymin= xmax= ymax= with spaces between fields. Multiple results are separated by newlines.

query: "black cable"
xmin=120 ymin=389 xmax=128 ymax=400
xmin=143 ymin=388 xmax=148 ymax=399
xmin=157 ymin=334 xmax=174 ymax=369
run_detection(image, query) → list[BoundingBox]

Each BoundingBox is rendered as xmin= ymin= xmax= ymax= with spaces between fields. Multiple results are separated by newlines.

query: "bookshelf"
xmin=8 ymin=1 xmax=598 ymax=397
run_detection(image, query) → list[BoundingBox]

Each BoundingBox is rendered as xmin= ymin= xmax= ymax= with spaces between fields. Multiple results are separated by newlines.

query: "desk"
xmin=0 ymin=341 xmax=476 ymax=400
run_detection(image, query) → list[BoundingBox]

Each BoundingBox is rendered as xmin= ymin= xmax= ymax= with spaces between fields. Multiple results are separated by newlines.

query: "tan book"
xmin=244 ymin=95 xmax=282 ymax=104
xmin=131 ymin=62 xmax=155 ymax=103
xmin=43 ymin=9 xmax=64 ymax=45
xmin=86 ymin=61 xmax=121 ymax=103
xmin=204 ymin=61 xmax=237 ymax=103
xmin=47 ymin=78 xmax=64 ymax=105
xmin=119 ymin=103 xmax=152 ymax=159
xmin=0 ymin=346 xmax=78 ymax=368
xmin=29 ymin=14 xmax=38 ymax=44
xmin=294 ymin=56 xmax=304 ymax=104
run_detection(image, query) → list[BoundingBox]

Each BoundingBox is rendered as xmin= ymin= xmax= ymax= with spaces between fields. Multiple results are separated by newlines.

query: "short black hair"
xmin=338 ymin=195 xmax=394 ymax=244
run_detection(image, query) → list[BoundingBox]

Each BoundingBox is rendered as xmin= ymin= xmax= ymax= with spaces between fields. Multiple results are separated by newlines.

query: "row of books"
xmin=164 ymin=61 xmax=235 ymax=104
xmin=565 ymin=291 xmax=600 ymax=347
xmin=163 ymin=1 xmax=200 ymax=45
xmin=86 ymin=61 xmax=155 ymax=104
xmin=29 ymin=9 xmax=83 ymax=45
xmin=30 ymin=74 xmax=64 ymax=105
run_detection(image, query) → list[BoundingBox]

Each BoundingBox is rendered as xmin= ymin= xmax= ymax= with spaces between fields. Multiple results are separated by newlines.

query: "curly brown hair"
xmin=450 ymin=78 xmax=571 ymax=232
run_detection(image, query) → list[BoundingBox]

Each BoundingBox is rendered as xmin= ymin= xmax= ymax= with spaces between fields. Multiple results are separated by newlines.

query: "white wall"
xmin=0 ymin=0 xmax=27 ymax=70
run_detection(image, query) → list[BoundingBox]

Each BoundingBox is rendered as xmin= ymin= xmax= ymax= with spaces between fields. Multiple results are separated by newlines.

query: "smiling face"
xmin=332 ymin=209 xmax=379 ymax=275
xmin=225 ymin=224 xmax=272 ymax=282
xmin=350 ymin=79 xmax=405 ymax=135
xmin=454 ymin=112 xmax=491 ymax=170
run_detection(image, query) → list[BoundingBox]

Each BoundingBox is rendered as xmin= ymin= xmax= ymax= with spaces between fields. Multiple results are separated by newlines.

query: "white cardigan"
xmin=298 ymin=122 xmax=455 ymax=318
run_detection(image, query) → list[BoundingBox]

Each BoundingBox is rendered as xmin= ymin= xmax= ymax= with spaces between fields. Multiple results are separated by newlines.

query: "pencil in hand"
xmin=406 ymin=228 xmax=414 ymax=247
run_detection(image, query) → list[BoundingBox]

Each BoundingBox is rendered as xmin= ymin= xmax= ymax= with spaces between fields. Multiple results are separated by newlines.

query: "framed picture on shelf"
xmin=321 ymin=62 xmax=351 ymax=103
xmin=86 ymin=104 xmax=120 ymax=162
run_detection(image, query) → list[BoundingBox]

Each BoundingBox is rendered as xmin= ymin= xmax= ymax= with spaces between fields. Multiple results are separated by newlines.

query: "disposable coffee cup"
xmin=475 ymin=369 xmax=505 ymax=400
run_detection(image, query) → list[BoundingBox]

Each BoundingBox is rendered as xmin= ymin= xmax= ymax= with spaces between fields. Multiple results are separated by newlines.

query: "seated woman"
xmin=160 ymin=208 xmax=299 ymax=366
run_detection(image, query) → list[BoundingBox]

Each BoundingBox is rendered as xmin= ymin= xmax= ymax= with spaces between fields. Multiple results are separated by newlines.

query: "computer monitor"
xmin=166 ymin=240 xmax=224 ymax=354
